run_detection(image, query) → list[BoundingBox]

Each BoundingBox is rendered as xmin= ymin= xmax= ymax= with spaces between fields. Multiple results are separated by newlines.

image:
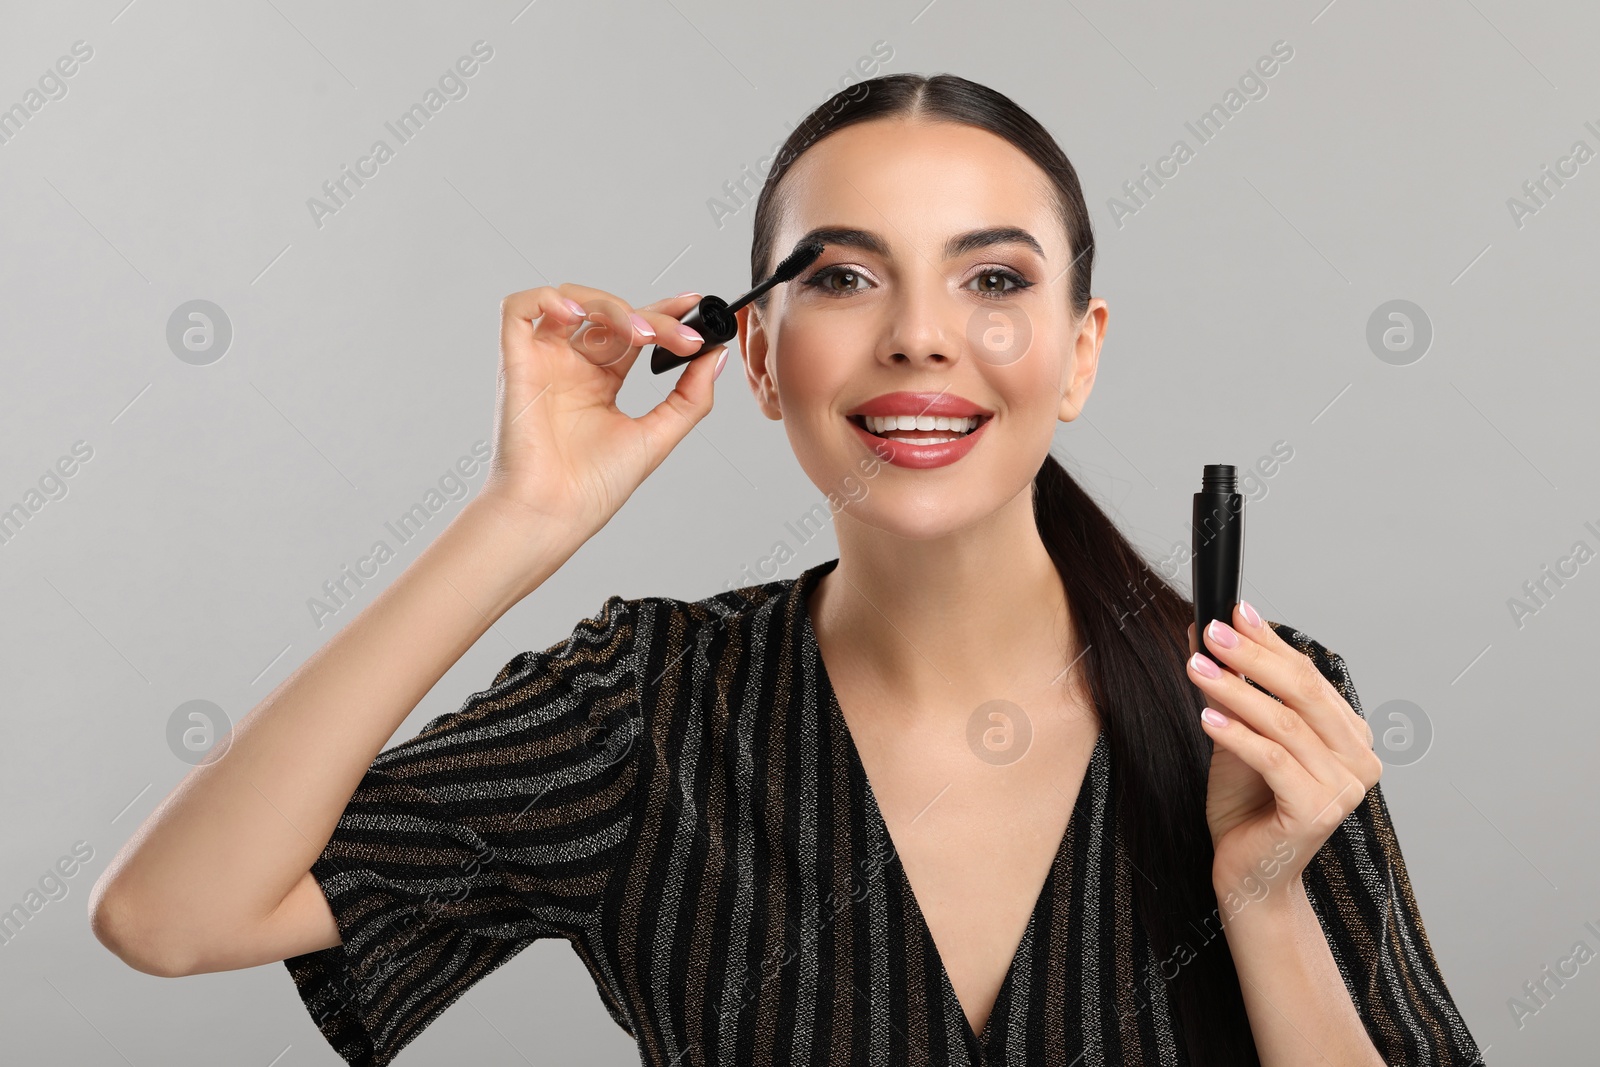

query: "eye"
xmin=803 ymin=264 xmax=872 ymax=296
xmin=967 ymin=267 xmax=1034 ymax=298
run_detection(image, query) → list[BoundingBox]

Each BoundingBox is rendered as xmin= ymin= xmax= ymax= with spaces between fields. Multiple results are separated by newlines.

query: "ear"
xmin=736 ymin=303 xmax=783 ymax=421
xmin=1059 ymin=297 xmax=1108 ymax=423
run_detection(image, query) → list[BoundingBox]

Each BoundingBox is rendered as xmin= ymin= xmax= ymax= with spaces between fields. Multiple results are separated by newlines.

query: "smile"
xmin=846 ymin=413 xmax=993 ymax=469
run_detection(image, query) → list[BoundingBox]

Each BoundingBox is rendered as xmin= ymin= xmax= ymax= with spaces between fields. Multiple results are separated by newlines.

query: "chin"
xmin=788 ymin=426 xmax=1039 ymax=540
xmin=830 ymin=487 xmax=999 ymax=541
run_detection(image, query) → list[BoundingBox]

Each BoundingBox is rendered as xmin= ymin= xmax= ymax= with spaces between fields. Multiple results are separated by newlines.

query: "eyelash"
xmin=802 ymin=264 xmax=1035 ymax=299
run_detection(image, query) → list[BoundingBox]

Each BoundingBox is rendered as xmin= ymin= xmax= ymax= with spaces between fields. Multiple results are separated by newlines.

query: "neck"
xmin=811 ymin=486 xmax=1081 ymax=723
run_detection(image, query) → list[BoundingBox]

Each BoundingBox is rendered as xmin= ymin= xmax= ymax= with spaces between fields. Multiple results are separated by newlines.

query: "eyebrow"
xmin=795 ymin=225 xmax=1047 ymax=263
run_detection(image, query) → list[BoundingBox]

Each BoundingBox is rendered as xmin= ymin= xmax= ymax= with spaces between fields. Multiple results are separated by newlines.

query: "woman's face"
xmin=737 ymin=117 xmax=1106 ymax=541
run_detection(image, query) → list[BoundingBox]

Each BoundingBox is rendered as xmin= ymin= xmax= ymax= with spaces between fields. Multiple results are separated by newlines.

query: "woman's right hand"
xmin=479 ymin=285 xmax=727 ymax=543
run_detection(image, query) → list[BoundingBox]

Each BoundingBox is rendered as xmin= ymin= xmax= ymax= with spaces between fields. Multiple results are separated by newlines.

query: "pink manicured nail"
xmin=629 ymin=313 xmax=655 ymax=338
xmin=1190 ymin=652 xmax=1221 ymax=679
xmin=563 ymin=298 xmax=587 ymax=317
xmin=677 ymin=323 xmax=704 ymax=344
xmin=1201 ymin=707 xmax=1229 ymax=728
xmin=714 ymin=349 xmax=729 ymax=380
xmin=1207 ymin=619 xmax=1239 ymax=649
xmin=1239 ymin=600 xmax=1262 ymax=628
xmin=676 ymin=291 xmax=702 ymax=300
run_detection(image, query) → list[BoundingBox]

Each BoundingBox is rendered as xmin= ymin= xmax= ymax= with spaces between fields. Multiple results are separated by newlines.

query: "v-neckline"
xmin=795 ymin=558 xmax=1105 ymax=1055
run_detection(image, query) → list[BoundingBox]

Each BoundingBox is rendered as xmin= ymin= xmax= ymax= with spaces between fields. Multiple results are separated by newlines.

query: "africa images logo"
xmin=305 ymin=41 xmax=494 ymax=229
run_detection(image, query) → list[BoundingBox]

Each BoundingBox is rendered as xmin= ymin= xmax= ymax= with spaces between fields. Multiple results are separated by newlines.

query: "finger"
xmin=1199 ymin=705 xmax=1327 ymax=818
xmin=638 ymin=291 xmax=703 ymax=315
xmin=1188 ymin=646 xmax=1351 ymax=788
xmin=634 ymin=305 xmax=711 ymax=361
xmin=566 ymin=291 xmax=703 ymax=377
xmin=1231 ymin=606 xmax=1377 ymax=766
xmin=633 ymin=341 xmax=728 ymax=474
xmin=1201 ymin=611 xmax=1370 ymax=765
xmin=1201 ymin=705 xmax=1364 ymax=835
xmin=621 ymin=293 xmax=713 ymax=380
xmin=1238 ymin=604 xmax=1376 ymax=746
xmin=536 ymin=283 xmax=628 ymax=337
xmin=501 ymin=285 xmax=591 ymax=360
xmin=556 ymin=286 xmax=700 ymax=330
xmin=562 ymin=302 xmax=655 ymax=374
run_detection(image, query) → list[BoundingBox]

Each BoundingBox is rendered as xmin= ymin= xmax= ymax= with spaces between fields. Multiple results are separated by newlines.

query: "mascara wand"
xmin=648 ymin=240 xmax=826 ymax=374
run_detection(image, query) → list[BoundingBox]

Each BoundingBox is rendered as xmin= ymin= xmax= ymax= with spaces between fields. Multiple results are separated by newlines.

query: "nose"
xmin=874 ymin=278 xmax=963 ymax=368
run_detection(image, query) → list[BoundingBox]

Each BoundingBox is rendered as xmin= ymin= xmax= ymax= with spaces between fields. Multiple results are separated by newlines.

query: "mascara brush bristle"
xmin=724 ymin=240 xmax=827 ymax=314
xmin=770 ymin=240 xmax=826 ymax=283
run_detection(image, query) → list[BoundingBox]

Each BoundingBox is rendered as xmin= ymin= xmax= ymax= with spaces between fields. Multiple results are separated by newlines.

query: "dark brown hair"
xmin=748 ymin=73 xmax=1259 ymax=1063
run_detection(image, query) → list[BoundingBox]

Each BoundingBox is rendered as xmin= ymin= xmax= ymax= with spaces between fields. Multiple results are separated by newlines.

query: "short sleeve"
xmin=283 ymin=594 xmax=643 ymax=1067
xmin=1268 ymin=623 xmax=1487 ymax=1066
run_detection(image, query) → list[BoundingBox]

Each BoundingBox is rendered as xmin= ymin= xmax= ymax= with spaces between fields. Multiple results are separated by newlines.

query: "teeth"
xmin=862 ymin=414 xmax=980 ymax=435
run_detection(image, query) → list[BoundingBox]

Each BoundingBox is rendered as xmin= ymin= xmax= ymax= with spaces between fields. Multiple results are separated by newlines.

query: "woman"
xmin=89 ymin=73 xmax=1485 ymax=1066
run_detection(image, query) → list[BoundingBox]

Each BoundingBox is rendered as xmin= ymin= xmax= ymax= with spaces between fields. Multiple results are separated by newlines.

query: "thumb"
xmin=635 ymin=344 xmax=726 ymax=471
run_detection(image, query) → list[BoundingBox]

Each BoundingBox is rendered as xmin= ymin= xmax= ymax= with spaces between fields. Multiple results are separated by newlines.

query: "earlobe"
xmin=1057 ymin=356 xmax=1093 ymax=422
xmin=759 ymin=370 xmax=782 ymax=421
xmin=1059 ymin=363 xmax=1097 ymax=421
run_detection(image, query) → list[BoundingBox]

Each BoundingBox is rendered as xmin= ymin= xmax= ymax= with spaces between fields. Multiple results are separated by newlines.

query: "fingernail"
xmin=629 ymin=313 xmax=655 ymax=338
xmin=563 ymin=298 xmax=587 ymax=317
xmin=1239 ymin=600 xmax=1262 ymax=628
xmin=677 ymin=323 xmax=704 ymax=344
xmin=1200 ymin=707 xmax=1229 ymax=728
xmin=1206 ymin=619 xmax=1239 ymax=649
xmin=714 ymin=349 xmax=729 ymax=380
xmin=676 ymin=291 xmax=702 ymax=300
xmin=1189 ymin=652 xmax=1221 ymax=679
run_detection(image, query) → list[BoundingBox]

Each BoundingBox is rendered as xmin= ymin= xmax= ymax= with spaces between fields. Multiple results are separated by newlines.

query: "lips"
xmin=842 ymin=391 xmax=996 ymax=469
xmin=846 ymin=413 xmax=993 ymax=469
xmin=846 ymin=391 xmax=994 ymax=419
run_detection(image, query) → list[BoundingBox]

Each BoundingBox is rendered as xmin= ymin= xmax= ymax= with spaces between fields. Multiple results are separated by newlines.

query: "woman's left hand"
xmin=1186 ymin=605 xmax=1384 ymax=900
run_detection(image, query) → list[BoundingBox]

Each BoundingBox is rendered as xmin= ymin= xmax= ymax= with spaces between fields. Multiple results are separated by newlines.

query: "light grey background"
xmin=1 ymin=0 xmax=1591 ymax=1063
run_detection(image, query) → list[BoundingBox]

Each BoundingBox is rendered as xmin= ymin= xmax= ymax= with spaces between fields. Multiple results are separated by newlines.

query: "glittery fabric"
xmin=283 ymin=557 xmax=1485 ymax=1066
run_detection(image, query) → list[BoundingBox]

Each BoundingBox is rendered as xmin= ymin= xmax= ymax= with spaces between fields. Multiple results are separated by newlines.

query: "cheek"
xmin=995 ymin=357 xmax=1063 ymax=419
xmin=773 ymin=331 xmax=854 ymax=424
xmin=1012 ymin=350 xmax=1074 ymax=423
xmin=781 ymin=420 xmax=867 ymax=509
xmin=771 ymin=373 xmax=849 ymax=474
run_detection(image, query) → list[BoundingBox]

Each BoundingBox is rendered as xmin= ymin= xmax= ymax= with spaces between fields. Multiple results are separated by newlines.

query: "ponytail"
xmin=1034 ymin=452 xmax=1261 ymax=1066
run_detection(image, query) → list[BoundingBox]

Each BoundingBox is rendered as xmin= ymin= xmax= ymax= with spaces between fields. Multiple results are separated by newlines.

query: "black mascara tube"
xmin=1192 ymin=464 xmax=1245 ymax=639
xmin=647 ymin=240 xmax=826 ymax=374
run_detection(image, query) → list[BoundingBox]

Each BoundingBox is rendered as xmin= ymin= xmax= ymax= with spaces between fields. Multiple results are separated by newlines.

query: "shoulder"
xmin=625 ymin=570 xmax=802 ymax=647
xmin=464 ymin=571 xmax=802 ymax=723
xmin=484 ymin=590 xmax=643 ymax=690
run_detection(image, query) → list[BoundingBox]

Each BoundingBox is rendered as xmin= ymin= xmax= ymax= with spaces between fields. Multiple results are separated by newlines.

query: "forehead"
xmin=775 ymin=118 xmax=1064 ymax=256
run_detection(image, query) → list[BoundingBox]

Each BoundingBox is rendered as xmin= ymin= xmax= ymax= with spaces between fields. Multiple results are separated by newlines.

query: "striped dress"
xmin=283 ymin=557 xmax=1486 ymax=1066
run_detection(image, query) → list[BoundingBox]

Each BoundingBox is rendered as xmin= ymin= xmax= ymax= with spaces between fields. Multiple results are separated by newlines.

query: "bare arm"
xmin=1221 ymin=873 xmax=1387 ymax=1066
xmin=88 ymin=284 xmax=725 ymax=978
xmin=89 ymin=495 xmax=581 ymax=976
